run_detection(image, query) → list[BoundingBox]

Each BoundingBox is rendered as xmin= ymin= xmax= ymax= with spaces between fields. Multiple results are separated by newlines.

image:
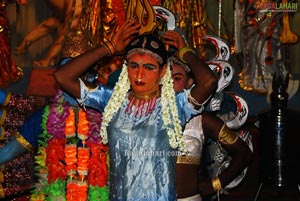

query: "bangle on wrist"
xmin=107 ymin=40 xmax=117 ymax=53
xmin=103 ymin=42 xmax=112 ymax=56
xmin=103 ymin=40 xmax=116 ymax=56
xmin=178 ymin=47 xmax=195 ymax=63
xmin=211 ymin=177 xmax=222 ymax=192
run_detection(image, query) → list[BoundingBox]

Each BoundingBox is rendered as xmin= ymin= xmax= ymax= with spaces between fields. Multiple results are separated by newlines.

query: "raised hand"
xmin=163 ymin=30 xmax=186 ymax=52
xmin=111 ymin=19 xmax=140 ymax=53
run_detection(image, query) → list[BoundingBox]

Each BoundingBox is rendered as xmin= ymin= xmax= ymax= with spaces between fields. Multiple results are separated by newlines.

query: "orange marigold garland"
xmin=77 ymin=180 xmax=89 ymax=200
xmin=65 ymin=144 xmax=77 ymax=176
xmin=78 ymin=109 xmax=89 ymax=143
xmin=77 ymin=147 xmax=90 ymax=176
xmin=87 ymin=141 xmax=109 ymax=187
xmin=31 ymin=90 xmax=109 ymax=200
xmin=65 ymin=108 xmax=76 ymax=138
xmin=46 ymin=137 xmax=67 ymax=183
xmin=66 ymin=180 xmax=77 ymax=200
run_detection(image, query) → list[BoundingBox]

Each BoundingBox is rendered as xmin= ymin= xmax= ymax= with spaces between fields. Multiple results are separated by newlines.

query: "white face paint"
xmin=153 ymin=6 xmax=176 ymax=31
xmin=202 ymin=35 xmax=230 ymax=61
xmin=221 ymin=92 xmax=249 ymax=129
xmin=207 ymin=60 xmax=234 ymax=92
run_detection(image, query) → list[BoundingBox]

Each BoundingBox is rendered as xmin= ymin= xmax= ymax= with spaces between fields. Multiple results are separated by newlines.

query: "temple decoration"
xmin=0 ymin=0 xmax=23 ymax=88
xmin=162 ymin=0 xmax=210 ymax=58
xmin=237 ymin=0 xmax=288 ymax=94
xmin=112 ymin=0 xmax=126 ymax=27
xmin=126 ymin=0 xmax=158 ymax=35
xmin=279 ymin=0 xmax=298 ymax=44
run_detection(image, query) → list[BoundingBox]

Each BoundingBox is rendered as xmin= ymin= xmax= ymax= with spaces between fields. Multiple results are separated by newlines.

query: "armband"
xmin=14 ymin=131 xmax=34 ymax=151
xmin=178 ymin=47 xmax=195 ymax=63
xmin=0 ymin=91 xmax=11 ymax=106
xmin=212 ymin=177 xmax=222 ymax=192
xmin=218 ymin=124 xmax=238 ymax=145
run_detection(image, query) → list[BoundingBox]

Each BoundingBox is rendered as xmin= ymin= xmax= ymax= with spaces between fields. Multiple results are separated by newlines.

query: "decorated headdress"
xmin=99 ymin=35 xmax=185 ymax=152
xmin=99 ymin=3 xmax=186 ymax=152
xmin=126 ymin=34 xmax=167 ymax=66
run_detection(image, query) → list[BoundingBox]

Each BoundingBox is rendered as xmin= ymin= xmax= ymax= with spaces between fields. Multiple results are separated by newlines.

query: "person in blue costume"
xmin=54 ymin=19 xmax=218 ymax=200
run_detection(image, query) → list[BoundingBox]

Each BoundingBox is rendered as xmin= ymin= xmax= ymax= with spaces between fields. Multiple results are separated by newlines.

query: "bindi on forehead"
xmin=129 ymin=54 xmax=159 ymax=65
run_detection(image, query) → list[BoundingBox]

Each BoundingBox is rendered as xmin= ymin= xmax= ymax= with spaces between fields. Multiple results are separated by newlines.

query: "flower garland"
xmin=100 ymin=61 xmax=130 ymax=144
xmin=99 ymin=61 xmax=186 ymax=152
xmin=161 ymin=62 xmax=186 ymax=153
xmin=31 ymin=90 xmax=109 ymax=201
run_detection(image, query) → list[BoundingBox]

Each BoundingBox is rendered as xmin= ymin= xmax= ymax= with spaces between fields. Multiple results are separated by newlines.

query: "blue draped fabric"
xmin=79 ymin=80 xmax=202 ymax=200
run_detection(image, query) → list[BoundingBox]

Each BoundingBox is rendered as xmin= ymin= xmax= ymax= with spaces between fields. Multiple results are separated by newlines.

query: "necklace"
xmin=126 ymin=90 xmax=160 ymax=116
xmin=129 ymin=90 xmax=160 ymax=100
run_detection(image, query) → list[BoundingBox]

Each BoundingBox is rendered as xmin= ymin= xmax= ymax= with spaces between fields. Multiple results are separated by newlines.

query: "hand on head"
xmin=163 ymin=30 xmax=186 ymax=51
xmin=112 ymin=19 xmax=141 ymax=53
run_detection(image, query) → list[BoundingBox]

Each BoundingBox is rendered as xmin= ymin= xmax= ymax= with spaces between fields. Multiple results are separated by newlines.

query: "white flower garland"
xmin=161 ymin=62 xmax=187 ymax=153
xmin=100 ymin=61 xmax=130 ymax=144
xmin=100 ymin=60 xmax=186 ymax=153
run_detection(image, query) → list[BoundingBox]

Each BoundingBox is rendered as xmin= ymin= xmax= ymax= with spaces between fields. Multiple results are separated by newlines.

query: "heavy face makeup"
xmin=171 ymin=63 xmax=192 ymax=93
xmin=127 ymin=53 xmax=165 ymax=95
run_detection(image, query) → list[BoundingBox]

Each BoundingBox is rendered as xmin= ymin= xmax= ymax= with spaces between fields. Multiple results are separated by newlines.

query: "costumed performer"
xmin=54 ymin=18 xmax=218 ymax=200
xmin=168 ymin=56 xmax=252 ymax=200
